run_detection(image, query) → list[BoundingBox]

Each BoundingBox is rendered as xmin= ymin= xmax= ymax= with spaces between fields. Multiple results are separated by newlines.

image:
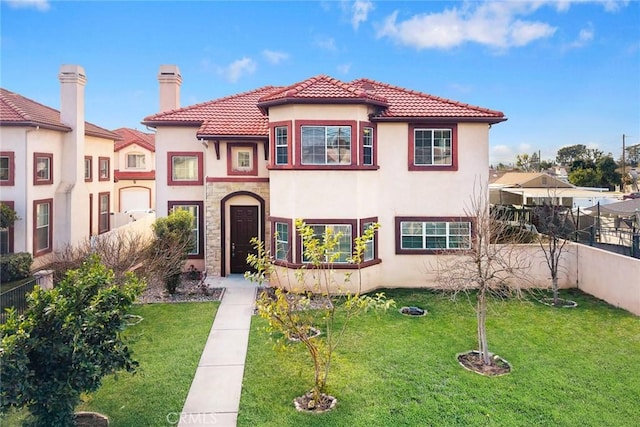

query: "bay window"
xmin=301 ymin=125 xmax=351 ymax=165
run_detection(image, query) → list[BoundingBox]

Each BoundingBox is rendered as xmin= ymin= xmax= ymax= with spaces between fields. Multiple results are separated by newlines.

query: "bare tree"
xmin=533 ymin=190 xmax=576 ymax=306
xmin=436 ymin=182 xmax=532 ymax=369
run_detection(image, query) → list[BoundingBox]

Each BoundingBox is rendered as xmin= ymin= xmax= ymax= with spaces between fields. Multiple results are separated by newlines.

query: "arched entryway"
xmin=220 ymin=191 xmax=265 ymax=276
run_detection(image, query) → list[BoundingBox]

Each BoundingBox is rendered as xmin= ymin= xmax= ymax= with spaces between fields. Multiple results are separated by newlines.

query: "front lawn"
xmin=1 ymin=302 xmax=218 ymax=426
xmin=238 ymin=289 xmax=640 ymax=426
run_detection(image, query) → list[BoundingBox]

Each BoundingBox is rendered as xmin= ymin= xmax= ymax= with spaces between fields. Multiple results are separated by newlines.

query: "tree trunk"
xmin=477 ymin=290 xmax=491 ymax=366
xmin=552 ymin=275 xmax=559 ymax=306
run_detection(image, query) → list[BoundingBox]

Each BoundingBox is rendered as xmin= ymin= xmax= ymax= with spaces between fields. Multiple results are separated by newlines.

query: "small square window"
xmin=127 ymin=153 xmax=146 ymax=169
xmin=168 ymin=152 xmax=203 ymax=185
xmin=227 ymin=144 xmax=257 ymax=176
xmin=0 ymin=152 xmax=15 ymax=186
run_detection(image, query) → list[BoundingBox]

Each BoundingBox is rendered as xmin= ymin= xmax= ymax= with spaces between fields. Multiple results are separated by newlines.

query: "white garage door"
xmin=120 ymin=188 xmax=151 ymax=212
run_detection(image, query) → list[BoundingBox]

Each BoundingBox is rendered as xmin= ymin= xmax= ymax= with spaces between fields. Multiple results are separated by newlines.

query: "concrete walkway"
xmin=178 ymin=275 xmax=257 ymax=427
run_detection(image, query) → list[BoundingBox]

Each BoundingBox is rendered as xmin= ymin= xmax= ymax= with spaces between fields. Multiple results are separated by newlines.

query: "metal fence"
xmin=0 ymin=276 xmax=42 ymax=323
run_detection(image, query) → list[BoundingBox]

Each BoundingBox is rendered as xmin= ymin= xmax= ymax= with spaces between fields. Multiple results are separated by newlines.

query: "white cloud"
xmin=491 ymin=144 xmax=516 ymax=163
xmin=315 ymin=36 xmax=337 ymax=51
xmin=518 ymin=143 xmax=533 ymax=152
xmin=337 ymin=63 xmax=351 ymax=74
xmin=351 ymin=0 xmax=374 ymax=30
xmin=565 ymin=26 xmax=595 ymax=49
xmin=376 ymin=1 xmax=558 ymax=50
xmin=219 ymin=57 xmax=256 ymax=83
xmin=4 ymin=0 xmax=50 ymax=11
xmin=262 ymin=49 xmax=289 ymax=64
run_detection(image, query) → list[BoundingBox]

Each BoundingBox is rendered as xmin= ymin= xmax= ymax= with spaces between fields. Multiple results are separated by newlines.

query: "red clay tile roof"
xmin=257 ymin=75 xmax=388 ymax=107
xmin=350 ymin=78 xmax=505 ymax=122
xmin=0 ymin=88 xmax=120 ymax=140
xmin=113 ymin=127 xmax=155 ymax=152
xmin=142 ymin=86 xmax=282 ymax=138
xmin=114 ymin=170 xmax=156 ymax=180
xmin=142 ymin=75 xmax=506 ymax=137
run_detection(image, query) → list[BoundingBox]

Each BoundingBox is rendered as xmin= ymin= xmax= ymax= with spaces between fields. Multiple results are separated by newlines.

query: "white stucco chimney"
xmin=158 ymin=65 xmax=182 ymax=112
xmin=57 ymin=64 xmax=89 ymax=248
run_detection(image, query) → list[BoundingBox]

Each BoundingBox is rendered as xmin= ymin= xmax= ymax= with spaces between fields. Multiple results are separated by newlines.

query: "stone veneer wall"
xmin=205 ymin=181 xmax=270 ymax=277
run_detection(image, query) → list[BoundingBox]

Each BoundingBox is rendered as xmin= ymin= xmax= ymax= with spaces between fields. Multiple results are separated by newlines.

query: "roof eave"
xmin=140 ymin=120 xmax=203 ymax=128
xmin=196 ymin=134 xmax=268 ymax=141
xmin=371 ymin=116 xmax=508 ymax=125
xmin=0 ymin=120 xmax=72 ymax=132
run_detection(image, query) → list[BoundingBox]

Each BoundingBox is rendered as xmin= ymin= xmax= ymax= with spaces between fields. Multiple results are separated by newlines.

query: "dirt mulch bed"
xmin=293 ymin=391 xmax=337 ymax=413
xmin=457 ymin=351 xmax=511 ymax=376
xmin=136 ymin=275 xmax=223 ymax=304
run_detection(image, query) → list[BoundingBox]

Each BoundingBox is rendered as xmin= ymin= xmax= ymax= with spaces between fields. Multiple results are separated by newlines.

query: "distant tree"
xmin=516 ymin=153 xmax=532 ymax=171
xmin=568 ymin=168 xmax=600 ymax=187
xmin=625 ymin=143 xmax=639 ymax=167
xmin=539 ymin=159 xmax=554 ymax=170
xmin=147 ymin=209 xmax=195 ymax=294
xmin=596 ymin=156 xmax=621 ymax=190
xmin=0 ymin=256 xmax=143 ymax=426
xmin=556 ymin=144 xmax=587 ymax=166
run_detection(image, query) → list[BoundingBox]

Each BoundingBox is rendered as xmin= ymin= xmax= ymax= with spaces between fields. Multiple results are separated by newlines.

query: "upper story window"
xmin=408 ymin=124 xmax=458 ymax=172
xmin=98 ymin=157 xmax=110 ymax=181
xmin=362 ymin=127 xmax=374 ymax=166
xmin=168 ymin=152 xmax=203 ymax=185
xmin=301 ymin=126 xmax=351 ymax=165
xmin=275 ymin=126 xmax=288 ymax=165
xmin=396 ymin=217 xmax=471 ymax=254
xmin=34 ymin=153 xmax=53 ymax=185
xmin=84 ymin=156 xmax=92 ymax=182
xmin=0 ymin=152 xmax=15 ymax=186
xmin=227 ymin=144 xmax=258 ymax=176
xmin=127 ymin=153 xmax=146 ymax=169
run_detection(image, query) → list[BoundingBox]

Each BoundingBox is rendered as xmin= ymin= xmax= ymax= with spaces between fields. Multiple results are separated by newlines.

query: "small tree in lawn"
xmin=0 ymin=255 xmax=143 ymax=427
xmin=436 ymin=182 xmax=532 ymax=373
xmin=533 ymin=191 xmax=576 ymax=307
xmin=147 ymin=209 xmax=195 ymax=294
xmin=245 ymin=221 xmax=394 ymax=411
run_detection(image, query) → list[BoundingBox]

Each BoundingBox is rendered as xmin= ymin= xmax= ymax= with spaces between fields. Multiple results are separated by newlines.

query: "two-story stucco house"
xmin=0 ymin=65 xmax=119 ymax=268
xmin=143 ymin=65 xmax=506 ymax=291
xmin=113 ymin=128 xmax=156 ymax=212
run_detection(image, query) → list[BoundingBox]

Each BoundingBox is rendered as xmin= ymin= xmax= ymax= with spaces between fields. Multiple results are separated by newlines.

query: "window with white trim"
xmin=303 ymin=224 xmax=352 ymax=263
xmin=274 ymin=222 xmax=289 ymax=261
xmin=98 ymin=193 xmax=110 ymax=234
xmin=127 ymin=153 xmax=146 ymax=169
xmin=362 ymin=221 xmax=375 ymax=262
xmin=0 ymin=155 xmax=11 ymax=183
xmin=84 ymin=156 xmax=92 ymax=181
xmin=275 ymin=126 xmax=288 ymax=165
xmin=34 ymin=200 xmax=51 ymax=253
xmin=301 ymin=126 xmax=351 ymax=165
xmin=414 ymin=129 xmax=452 ymax=166
xmin=99 ymin=157 xmax=110 ymax=181
xmin=34 ymin=153 xmax=52 ymax=184
xmin=362 ymin=127 xmax=374 ymax=166
xmin=171 ymin=204 xmax=200 ymax=256
xmin=401 ymin=221 xmax=470 ymax=250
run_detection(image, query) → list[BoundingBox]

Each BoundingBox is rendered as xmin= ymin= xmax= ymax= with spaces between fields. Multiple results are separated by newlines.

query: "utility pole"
xmin=622 ymin=134 xmax=626 ymax=191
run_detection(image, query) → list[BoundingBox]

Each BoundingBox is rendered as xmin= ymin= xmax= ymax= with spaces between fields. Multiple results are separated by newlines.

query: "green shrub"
xmin=0 ymin=252 xmax=33 ymax=282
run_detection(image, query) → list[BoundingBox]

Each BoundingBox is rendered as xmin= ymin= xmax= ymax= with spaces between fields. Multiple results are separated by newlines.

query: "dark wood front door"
xmin=230 ymin=206 xmax=259 ymax=274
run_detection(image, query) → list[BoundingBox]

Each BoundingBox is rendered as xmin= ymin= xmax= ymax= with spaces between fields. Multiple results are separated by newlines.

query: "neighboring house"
xmin=143 ymin=65 xmax=506 ymax=290
xmin=490 ymin=172 xmax=620 ymax=209
xmin=113 ymin=128 xmax=156 ymax=212
xmin=0 ymin=65 xmax=119 ymax=268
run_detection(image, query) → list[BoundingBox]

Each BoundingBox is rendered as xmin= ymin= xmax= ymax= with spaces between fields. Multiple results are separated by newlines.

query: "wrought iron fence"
xmin=0 ymin=276 xmax=42 ymax=323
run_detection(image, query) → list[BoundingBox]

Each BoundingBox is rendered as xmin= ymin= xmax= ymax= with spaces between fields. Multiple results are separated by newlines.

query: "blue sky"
xmin=1 ymin=0 xmax=638 ymax=165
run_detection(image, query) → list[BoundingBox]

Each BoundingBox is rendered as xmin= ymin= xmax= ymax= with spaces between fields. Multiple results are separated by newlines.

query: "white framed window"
xmin=98 ymin=192 xmax=110 ymax=234
xmin=98 ymin=157 xmax=110 ymax=181
xmin=301 ymin=126 xmax=351 ymax=165
xmin=0 ymin=153 xmax=12 ymax=184
xmin=414 ymin=129 xmax=452 ymax=166
xmin=274 ymin=222 xmax=289 ymax=261
xmin=127 ymin=153 xmax=146 ymax=169
xmin=171 ymin=204 xmax=200 ymax=256
xmin=362 ymin=221 xmax=375 ymax=262
xmin=400 ymin=221 xmax=471 ymax=250
xmin=275 ymin=126 xmax=288 ymax=165
xmin=84 ymin=156 xmax=92 ymax=181
xmin=303 ymin=224 xmax=352 ymax=263
xmin=34 ymin=153 xmax=53 ymax=185
xmin=34 ymin=199 xmax=52 ymax=254
xmin=362 ymin=127 xmax=374 ymax=166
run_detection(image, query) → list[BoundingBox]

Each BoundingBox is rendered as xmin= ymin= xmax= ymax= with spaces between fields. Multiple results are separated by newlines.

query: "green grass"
xmin=238 ymin=289 xmax=640 ymax=427
xmin=1 ymin=302 xmax=218 ymax=427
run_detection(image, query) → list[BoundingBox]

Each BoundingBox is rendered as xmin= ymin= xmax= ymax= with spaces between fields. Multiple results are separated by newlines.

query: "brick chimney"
xmin=158 ymin=65 xmax=182 ymax=112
